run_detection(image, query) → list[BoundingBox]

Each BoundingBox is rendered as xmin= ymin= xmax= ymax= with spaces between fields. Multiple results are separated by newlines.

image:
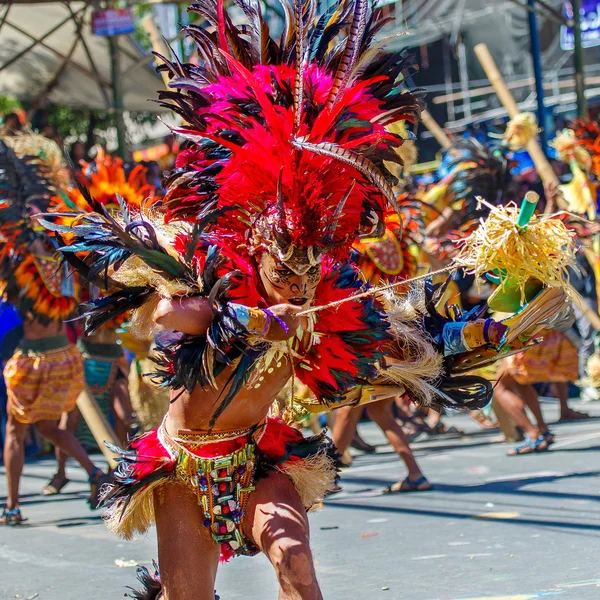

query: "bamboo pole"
xmin=142 ymin=14 xmax=171 ymax=88
xmin=76 ymin=389 xmax=119 ymax=469
xmin=568 ymin=284 xmax=600 ymax=331
xmin=421 ymin=109 xmax=453 ymax=149
xmin=474 ymin=43 xmax=559 ymax=190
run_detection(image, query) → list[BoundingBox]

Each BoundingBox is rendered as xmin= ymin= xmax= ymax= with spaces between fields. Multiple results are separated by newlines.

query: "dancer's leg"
xmin=53 ymin=409 xmax=80 ymax=481
xmin=111 ymin=376 xmax=133 ymax=445
xmin=35 ymin=419 xmax=97 ymax=477
xmin=494 ymin=372 xmax=541 ymax=441
xmin=367 ymin=398 xmax=427 ymax=483
xmin=331 ymin=405 xmax=362 ymax=455
xmin=3 ymin=411 xmax=28 ymax=509
xmin=245 ymin=470 xmax=322 ymax=600
xmin=154 ymin=482 xmax=220 ymax=600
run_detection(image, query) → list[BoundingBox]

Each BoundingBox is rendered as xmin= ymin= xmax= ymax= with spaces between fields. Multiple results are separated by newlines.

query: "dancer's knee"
xmin=268 ymin=529 xmax=316 ymax=591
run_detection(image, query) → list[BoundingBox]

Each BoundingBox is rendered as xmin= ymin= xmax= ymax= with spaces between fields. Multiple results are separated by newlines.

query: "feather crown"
xmin=159 ymin=0 xmax=422 ymax=274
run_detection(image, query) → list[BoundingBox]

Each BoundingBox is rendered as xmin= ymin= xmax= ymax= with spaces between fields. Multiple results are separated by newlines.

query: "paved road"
xmin=2 ymin=399 xmax=600 ymax=600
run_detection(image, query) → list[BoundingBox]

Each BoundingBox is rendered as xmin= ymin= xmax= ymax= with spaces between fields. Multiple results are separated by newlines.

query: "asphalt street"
xmin=2 ymin=399 xmax=600 ymax=600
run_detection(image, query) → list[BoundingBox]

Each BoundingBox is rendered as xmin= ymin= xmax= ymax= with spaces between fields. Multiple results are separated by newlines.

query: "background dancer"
xmin=0 ymin=134 xmax=109 ymax=523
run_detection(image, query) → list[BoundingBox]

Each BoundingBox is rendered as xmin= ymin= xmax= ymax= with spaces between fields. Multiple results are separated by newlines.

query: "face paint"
xmin=258 ymin=253 xmax=322 ymax=308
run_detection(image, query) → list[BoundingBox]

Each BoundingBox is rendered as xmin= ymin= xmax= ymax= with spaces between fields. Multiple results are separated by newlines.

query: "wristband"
xmin=483 ymin=318 xmax=492 ymax=344
xmin=263 ymin=308 xmax=289 ymax=335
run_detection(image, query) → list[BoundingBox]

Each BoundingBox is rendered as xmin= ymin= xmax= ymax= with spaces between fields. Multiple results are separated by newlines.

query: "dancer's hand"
xmin=264 ymin=304 xmax=308 ymax=341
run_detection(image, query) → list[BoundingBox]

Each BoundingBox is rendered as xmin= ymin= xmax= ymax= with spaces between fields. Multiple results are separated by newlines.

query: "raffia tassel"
xmin=102 ymin=479 xmax=168 ymax=540
xmin=503 ymin=112 xmax=539 ymax=150
xmin=380 ymin=289 xmax=444 ymax=406
xmin=454 ymin=200 xmax=577 ymax=301
xmin=279 ymin=452 xmax=338 ymax=510
xmin=128 ymin=294 xmax=162 ymax=341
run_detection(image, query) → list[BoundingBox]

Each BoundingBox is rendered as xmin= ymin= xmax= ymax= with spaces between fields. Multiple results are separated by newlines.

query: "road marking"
xmin=553 ymin=578 xmax=600 ymax=588
xmin=411 ymin=554 xmax=448 ymax=560
xmin=483 ymin=471 xmax=565 ymax=483
xmin=448 ymin=541 xmax=471 ymax=546
xmin=0 ymin=546 xmax=82 ymax=569
xmin=450 ymin=596 xmax=537 ymax=600
xmin=552 ymin=431 xmax=600 ymax=449
xmin=474 ymin=511 xmax=521 ymax=520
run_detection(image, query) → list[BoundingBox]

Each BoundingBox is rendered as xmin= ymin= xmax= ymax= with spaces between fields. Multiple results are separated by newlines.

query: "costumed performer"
xmin=43 ymin=150 xmax=159 ymax=495
xmin=0 ymin=133 xmax=109 ymax=524
xmin=43 ymin=2 xmax=576 ymax=597
xmin=332 ymin=206 xmax=431 ymax=492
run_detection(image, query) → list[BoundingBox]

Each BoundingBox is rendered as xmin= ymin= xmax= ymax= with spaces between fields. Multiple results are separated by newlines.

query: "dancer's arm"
xmin=154 ymin=297 xmax=306 ymax=340
xmin=154 ymin=297 xmax=213 ymax=335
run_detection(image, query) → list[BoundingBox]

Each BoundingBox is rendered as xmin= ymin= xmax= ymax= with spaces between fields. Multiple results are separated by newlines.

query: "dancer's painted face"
xmin=258 ymin=253 xmax=322 ymax=307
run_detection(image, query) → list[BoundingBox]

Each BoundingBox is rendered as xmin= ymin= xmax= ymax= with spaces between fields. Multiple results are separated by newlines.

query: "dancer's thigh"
xmin=154 ymin=481 xmax=220 ymax=600
xmin=243 ymin=468 xmax=316 ymax=579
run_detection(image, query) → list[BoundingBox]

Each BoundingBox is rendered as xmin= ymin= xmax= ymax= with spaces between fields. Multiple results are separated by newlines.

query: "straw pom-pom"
xmin=552 ymin=129 xmax=592 ymax=171
xmin=503 ymin=112 xmax=539 ymax=150
xmin=454 ymin=199 xmax=577 ymax=301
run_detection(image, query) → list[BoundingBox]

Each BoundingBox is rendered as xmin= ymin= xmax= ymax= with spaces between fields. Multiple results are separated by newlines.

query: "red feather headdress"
xmin=159 ymin=0 xmax=422 ymax=273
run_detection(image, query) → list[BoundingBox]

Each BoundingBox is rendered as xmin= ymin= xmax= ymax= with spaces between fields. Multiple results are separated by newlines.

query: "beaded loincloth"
xmin=101 ymin=417 xmax=338 ymax=562
xmin=158 ymin=419 xmax=264 ymax=556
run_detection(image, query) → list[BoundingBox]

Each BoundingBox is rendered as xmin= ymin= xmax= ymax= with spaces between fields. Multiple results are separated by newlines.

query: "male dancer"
xmin=45 ymin=2 xmax=572 ymax=597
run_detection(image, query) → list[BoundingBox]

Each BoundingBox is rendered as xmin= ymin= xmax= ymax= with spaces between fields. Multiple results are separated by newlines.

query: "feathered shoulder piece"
xmin=0 ymin=133 xmax=79 ymax=324
xmin=295 ymin=261 xmax=389 ymax=405
xmin=0 ymin=133 xmax=69 ymax=247
xmin=158 ymin=0 xmax=422 ymax=272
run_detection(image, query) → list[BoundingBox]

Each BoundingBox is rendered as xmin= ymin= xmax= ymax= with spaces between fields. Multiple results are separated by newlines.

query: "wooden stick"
xmin=141 ymin=14 xmax=171 ymax=88
xmin=474 ymin=43 xmax=559 ymax=190
xmin=76 ymin=389 xmax=119 ymax=469
xmin=298 ymin=266 xmax=453 ymax=316
xmin=568 ymin=284 xmax=600 ymax=331
xmin=421 ymin=109 xmax=453 ymax=149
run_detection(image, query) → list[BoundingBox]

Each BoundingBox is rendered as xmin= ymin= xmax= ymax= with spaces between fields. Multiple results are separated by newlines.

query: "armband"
xmin=228 ymin=303 xmax=271 ymax=336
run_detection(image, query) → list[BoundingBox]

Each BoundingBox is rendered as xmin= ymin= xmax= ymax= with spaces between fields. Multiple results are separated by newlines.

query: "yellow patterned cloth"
xmin=504 ymin=329 xmax=578 ymax=385
xmin=4 ymin=340 xmax=84 ymax=423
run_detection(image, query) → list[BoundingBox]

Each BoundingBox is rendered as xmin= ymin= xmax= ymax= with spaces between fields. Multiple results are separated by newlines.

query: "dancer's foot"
xmin=507 ymin=435 xmax=550 ymax=455
xmin=383 ymin=476 xmax=432 ymax=493
xmin=559 ymin=408 xmax=591 ymax=422
xmin=43 ymin=473 xmax=70 ymax=496
xmin=350 ymin=432 xmax=377 ymax=454
xmin=430 ymin=422 xmax=465 ymax=437
xmin=470 ymin=410 xmax=498 ymax=429
xmin=0 ymin=507 xmax=26 ymax=525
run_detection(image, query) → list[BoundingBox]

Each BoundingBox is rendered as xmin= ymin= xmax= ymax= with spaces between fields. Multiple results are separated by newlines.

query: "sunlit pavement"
xmin=2 ymin=399 xmax=599 ymax=600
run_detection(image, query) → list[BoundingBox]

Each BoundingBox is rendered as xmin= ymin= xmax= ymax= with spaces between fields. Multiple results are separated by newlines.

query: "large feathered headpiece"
xmin=158 ymin=0 xmax=422 ymax=274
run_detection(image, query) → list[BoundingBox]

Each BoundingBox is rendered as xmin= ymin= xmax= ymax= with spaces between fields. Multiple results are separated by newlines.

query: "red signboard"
xmin=92 ymin=8 xmax=135 ymax=37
